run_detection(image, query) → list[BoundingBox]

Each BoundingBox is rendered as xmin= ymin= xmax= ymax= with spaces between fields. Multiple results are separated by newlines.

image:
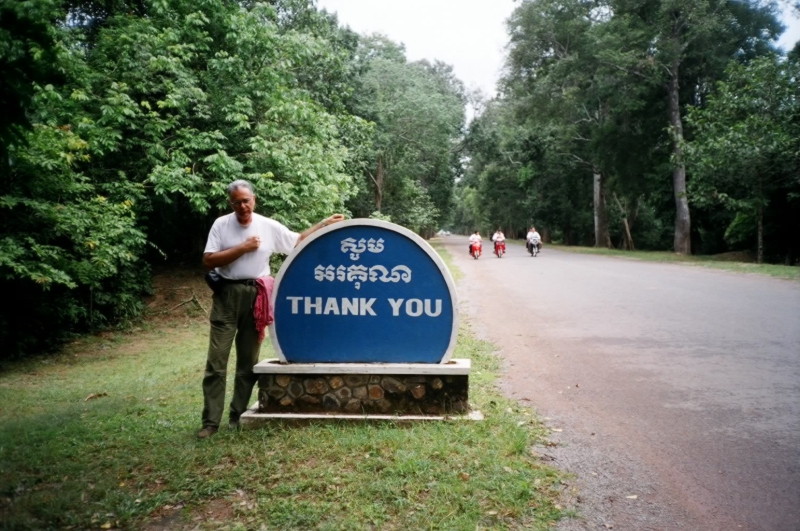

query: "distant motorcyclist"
xmin=469 ymin=230 xmax=482 ymax=254
xmin=491 ymin=229 xmax=506 ymax=256
xmin=526 ymin=226 xmax=542 ymax=254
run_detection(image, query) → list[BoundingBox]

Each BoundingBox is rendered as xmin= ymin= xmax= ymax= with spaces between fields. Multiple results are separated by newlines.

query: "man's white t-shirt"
xmin=492 ymin=232 xmax=505 ymax=242
xmin=469 ymin=234 xmax=482 ymax=243
xmin=526 ymin=231 xmax=541 ymax=242
xmin=204 ymin=213 xmax=299 ymax=279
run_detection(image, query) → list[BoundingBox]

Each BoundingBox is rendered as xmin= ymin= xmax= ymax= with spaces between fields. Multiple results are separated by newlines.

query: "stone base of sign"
xmin=253 ymin=359 xmax=470 ymax=416
xmin=239 ymin=405 xmax=483 ymax=427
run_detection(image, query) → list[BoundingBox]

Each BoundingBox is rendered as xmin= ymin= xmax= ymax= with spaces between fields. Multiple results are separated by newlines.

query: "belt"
xmin=220 ymin=277 xmax=257 ymax=287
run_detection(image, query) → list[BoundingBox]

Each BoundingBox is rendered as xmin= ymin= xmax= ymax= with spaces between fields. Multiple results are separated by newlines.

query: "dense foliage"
xmin=2 ymin=0 xmax=797 ymax=356
xmin=0 ymin=0 xmax=464 ymax=356
xmin=454 ymin=0 xmax=798 ymax=261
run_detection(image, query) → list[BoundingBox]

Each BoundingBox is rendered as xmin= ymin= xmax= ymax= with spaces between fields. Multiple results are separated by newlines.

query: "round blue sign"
xmin=269 ymin=219 xmax=458 ymax=364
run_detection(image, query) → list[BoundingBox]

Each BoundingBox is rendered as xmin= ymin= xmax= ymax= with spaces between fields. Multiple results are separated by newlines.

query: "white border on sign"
xmin=268 ymin=219 xmax=459 ymax=364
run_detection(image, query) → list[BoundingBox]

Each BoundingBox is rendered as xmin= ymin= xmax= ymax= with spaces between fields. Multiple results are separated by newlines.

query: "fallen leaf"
xmin=487 ymin=510 xmax=498 ymax=516
xmin=118 ymin=482 xmax=125 ymax=487
xmin=626 ymin=495 xmax=638 ymax=500
xmin=84 ymin=392 xmax=108 ymax=402
xmin=100 ymin=523 xmax=112 ymax=530
xmin=503 ymin=466 xmax=515 ymax=473
xmin=552 ymin=428 xmax=563 ymax=432
xmin=459 ymin=472 xmax=470 ymax=481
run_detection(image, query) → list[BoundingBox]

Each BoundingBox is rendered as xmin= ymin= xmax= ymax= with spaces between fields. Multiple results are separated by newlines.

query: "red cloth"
xmin=254 ymin=276 xmax=275 ymax=343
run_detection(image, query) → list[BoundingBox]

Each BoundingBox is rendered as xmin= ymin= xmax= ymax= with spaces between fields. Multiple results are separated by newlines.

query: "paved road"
xmin=441 ymin=237 xmax=800 ymax=531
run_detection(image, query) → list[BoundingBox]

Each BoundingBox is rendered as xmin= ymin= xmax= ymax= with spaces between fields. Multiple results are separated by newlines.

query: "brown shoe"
xmin=197 ymin=426 xmax=218 ymax=439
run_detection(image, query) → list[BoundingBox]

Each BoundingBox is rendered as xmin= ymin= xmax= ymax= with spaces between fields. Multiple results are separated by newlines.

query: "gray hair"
xmin=226 ymin=179 xmax=254 ymax=196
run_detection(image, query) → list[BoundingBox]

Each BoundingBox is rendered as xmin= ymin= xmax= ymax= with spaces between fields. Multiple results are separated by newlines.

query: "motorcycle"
xmin=527 ymin=238 xmax=541 ymax=257
xmin=470 ymin=242 xmax=482 ymax=260
xmin=494 ymin=240 xmax=506 ymax=258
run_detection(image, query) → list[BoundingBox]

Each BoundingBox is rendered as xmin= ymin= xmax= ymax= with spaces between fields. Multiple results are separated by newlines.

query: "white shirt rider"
xmin=469 ymin=233 xmax=482 ymax=244
xmin=526 ymin=230 xmax=541 ymax=243
xmin=492 ymin=231 xmax=505 ymax=242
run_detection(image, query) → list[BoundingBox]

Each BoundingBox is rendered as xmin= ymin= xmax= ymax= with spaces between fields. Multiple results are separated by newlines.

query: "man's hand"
xmin=297 ymin=213 xmax=347 ymax=245
xmin=323 ymin=214 xmax=345 ymax=227
xmin=242 ymin=236 xmax=260 ymax=252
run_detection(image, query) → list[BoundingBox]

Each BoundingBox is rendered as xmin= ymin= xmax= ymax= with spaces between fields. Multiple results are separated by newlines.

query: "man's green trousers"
xmin=202 ymin=282 xmax=261 ymax=428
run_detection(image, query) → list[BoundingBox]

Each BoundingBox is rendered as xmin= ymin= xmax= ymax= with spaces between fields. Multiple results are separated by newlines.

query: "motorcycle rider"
xmin=526 ymin=226 xmax=542 ymax=254
xmin=491 ymin=228 xmax=506 ymax=255
xmin=469 ymin=230 xmax=482 ymax=254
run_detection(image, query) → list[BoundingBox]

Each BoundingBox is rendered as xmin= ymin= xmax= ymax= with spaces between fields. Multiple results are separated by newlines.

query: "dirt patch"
xmin=145 ymin=266 xmax=212 ymax=324
xmin=143 ymin=498 xmax=234 ymax=531
xmin=705 ymin=250 xmax=754 ymax=262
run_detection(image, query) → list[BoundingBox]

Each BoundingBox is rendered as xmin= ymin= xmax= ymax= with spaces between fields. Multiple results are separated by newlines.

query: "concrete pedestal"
xmin=250 ymin=358 xmax=471 ymax=418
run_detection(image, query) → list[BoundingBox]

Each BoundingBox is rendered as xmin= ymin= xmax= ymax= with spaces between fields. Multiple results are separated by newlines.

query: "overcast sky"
xmin=317 ymin=0 xmax=800 ymax=97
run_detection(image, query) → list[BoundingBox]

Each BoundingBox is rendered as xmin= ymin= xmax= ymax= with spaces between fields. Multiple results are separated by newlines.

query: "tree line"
xmin=0 ymin=0 xmax=465 ymax=356
xmin=452 ymin=0 xmax=799 ymax=266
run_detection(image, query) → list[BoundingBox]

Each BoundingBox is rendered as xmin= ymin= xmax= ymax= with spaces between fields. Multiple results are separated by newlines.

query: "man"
xmin=491 ymin=228 xmax=505 ymax=256
xmin=526 ymin=226 xmax=542 ymax=254
xmin=468 ymin=230 xmax=482 ymax=254
xmin=198 ymin=179 xmax=343 ymax=439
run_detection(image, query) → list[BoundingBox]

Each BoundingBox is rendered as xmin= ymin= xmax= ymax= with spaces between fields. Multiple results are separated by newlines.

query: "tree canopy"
xmin=0 ymin=0 xmax=464 ymax=356
xmin=455 ymin=0 xmax=796 ymax=261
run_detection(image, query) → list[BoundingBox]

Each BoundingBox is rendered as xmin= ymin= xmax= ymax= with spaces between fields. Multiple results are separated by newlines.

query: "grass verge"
xmin=534 ymin=242 xmax=799 ymax=281
xmin=0 ymin=250 xmax=566 ymax=530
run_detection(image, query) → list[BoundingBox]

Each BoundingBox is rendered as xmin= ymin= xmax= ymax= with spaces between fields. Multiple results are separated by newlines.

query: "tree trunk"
xmin=668 ymin=55 xmax=691 ymax=255
xmin=593 ymin=170 xmax=611 ymax=248
xmin=374 ymin=155 xmax=384 ymax=211
xmin=621 ymin=216 xmax=635 ymax=251
xmin=612 ymin=193 xmax=635 ymax=251
xmin=757 ymin=174 xmax=763 ymax=264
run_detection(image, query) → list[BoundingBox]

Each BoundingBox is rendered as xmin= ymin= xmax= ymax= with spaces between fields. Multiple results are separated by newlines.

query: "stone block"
xmin=335 ymin=387 xmax=352 ymax=400
xmin=305 ymin=378 xmax=329 ymax=395
xmin=276 ymin=375 xmax=292 ymax=388
xmin=382 ymin=377 xmax=407 ymax=394
xmin=279 ymin=396 xmax=293 ymax=406
xmin=298 ymin=395 xmax=321 ymax=405
xmin=376 ymin=399 xmax=392 ymax=413
xmin=368 ymin=385 xmax=384 ymax=400
xmin=410 ymin=384 xmax=426 ymax=400
xmin=343 ymin=399 xmax=362 ymax=412
xmin=431 ymin=378 xmax=443 ymax=390
xmin=322 ymin=394 xmax=340 ymax=410
xmin=369 ymin=375 xmax=381 ymax=384
xmin=352 ymin=386 xmax=368 ymax=399
xmin=329 ymin=376 xmax=344 ymax=390
xmin=344 ymin=375 xmax=368 ymax=387
xmin=288 ymin=382 xmax=304 ymax=398
xmin=267 ymin=387 xmax=286 ymax=399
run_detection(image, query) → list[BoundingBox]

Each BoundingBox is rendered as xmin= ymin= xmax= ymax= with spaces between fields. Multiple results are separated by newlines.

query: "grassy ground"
xmin=513 ymin=241 xmax=799 ymax=281
xmin=0 ymin=248 xmax=567 ymax=530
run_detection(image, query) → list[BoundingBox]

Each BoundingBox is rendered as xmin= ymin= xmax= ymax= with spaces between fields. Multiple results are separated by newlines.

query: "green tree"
xmin=686 ymin=57 xmax=799 ymax=263
xmin=348 ymin=35 xmax=465 ymax=234
xmin=0 ymin=0 xmax=368 ymax=355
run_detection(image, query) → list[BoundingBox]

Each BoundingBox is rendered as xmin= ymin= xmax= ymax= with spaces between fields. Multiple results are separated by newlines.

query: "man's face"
xmin=229 ymin=187 xmax=256 ymax=222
